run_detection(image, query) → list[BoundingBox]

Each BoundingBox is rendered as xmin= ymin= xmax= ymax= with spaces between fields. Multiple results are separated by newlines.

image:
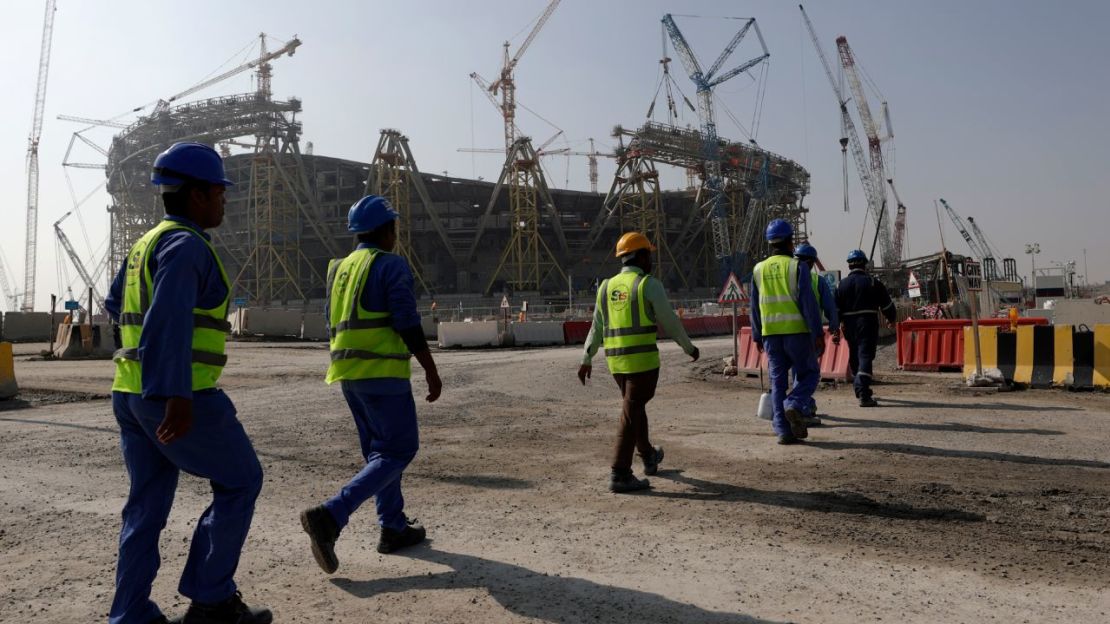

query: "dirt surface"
xmin=2 ymin=336 xmax=1109 ymax=623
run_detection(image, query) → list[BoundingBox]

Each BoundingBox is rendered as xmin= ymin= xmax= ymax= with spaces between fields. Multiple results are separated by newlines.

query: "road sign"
xmin=717 ymin=273 xmax=747 ymax=304
xmin=907 ymin=271 xmax=922 ymax=298
xmin=64 ymin=300 xmax=79 ymax=311
xmin=965 ymin=261 xmax=983 ymax=292
xmin=500 ymin=295 xmax=510 ymax=309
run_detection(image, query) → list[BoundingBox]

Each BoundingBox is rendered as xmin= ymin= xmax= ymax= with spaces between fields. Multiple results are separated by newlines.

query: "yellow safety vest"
xmin=112 ymin=220 xmax=231 ymax=394
xmin=325 ymin=248 xmax=412 ymax=384
xmin=753 ymin=255 xmax=808 ymax=336
xmin=600 ymin=270 xmax=660 ymax=374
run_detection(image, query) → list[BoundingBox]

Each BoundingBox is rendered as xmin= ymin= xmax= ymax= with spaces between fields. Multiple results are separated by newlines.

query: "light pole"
xmin=1024 ymin=243 xmax=1040 ymax=300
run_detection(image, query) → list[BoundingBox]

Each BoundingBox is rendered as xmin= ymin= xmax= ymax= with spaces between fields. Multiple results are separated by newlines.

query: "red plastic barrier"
xmin=682 ymin=317 xmax=708 ymax=337
xmin=736 ymin=326 xmax=849 ymax=380
xmin=896 ymin=318 xmax=1049 ymax=371
xmin=563 ymin=321 xmax=592 ymax=345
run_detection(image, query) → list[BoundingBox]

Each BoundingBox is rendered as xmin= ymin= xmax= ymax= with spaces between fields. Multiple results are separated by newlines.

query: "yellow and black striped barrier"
xmin=963 ymin=324 xmax=1110 ymax=388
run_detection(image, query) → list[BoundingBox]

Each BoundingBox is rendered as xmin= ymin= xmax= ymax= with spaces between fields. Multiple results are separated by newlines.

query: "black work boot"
xmin=609 ymin=471 xmax=651 ymax=493
xmin=784 ymin=407 xmax=809 ymax=439
xmin=300 ymin=505 xmax=340 ymax=574
xmin=180 ymin=592 xmax=271 ymax=624
xmin=642 ymin=446 xmax=664 ymax=476
xmin=776 ymin=434 xmax=800 ymax=445
xmin=860 ymin=395 xmax=878 ymax=408
xmin=378 ymin=518 xmax=426 ymax=554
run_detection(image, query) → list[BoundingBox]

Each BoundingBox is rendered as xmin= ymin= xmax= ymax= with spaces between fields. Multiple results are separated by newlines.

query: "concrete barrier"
xmin=421 ymin=317 xmax=438 ymax=340
xmin=1 ymin=312 xmax=54 ymax=342
xmin=438 ymin=321 xmax=500 ymax=348
xmin=301 ymin=313 xmax=329 ymax=341
xmin=0 ymin=342 xmax=16 ymax=399
xmin=963 ymin=324 xmax=1110 ymax=388
xmin=51 ymin=323 xmax=115 ymax=359
xmin=237 ymin=309 xmax=304 ymax=338
xmin=511 ymin=321 xmax=565 ymax=346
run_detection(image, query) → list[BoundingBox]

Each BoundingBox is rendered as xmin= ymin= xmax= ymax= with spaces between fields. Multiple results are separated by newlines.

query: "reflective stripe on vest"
xmin=111 ymin=220 xmax=231 ymax=394
xmin=753 ymin=255 xmax=808 ymax=336
xmin=600 ymin=271 xmax=660 ymax=374
xmin=325 ymin=248 xmax=413 ymax=384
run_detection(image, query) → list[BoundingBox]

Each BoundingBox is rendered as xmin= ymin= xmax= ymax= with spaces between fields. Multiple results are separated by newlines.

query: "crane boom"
xmin=154 ymin=35 xmax=301 ymax=112
xmin=22 ymin=0 xmax=57 ymax=312
xmin=887 ymin=178 xmax=907 ymax=261
xmin=511 ymin=0 xmax=561 ymax=67
xmin=939 ymin=198 xmax=989 ymax=261
xmin=54 ymin=214 xmax=105 ymax=311
xmin=0 ymin=255 xmax=16 ymax=311
xmin=56 ymin=114 xmax=128 ymax=129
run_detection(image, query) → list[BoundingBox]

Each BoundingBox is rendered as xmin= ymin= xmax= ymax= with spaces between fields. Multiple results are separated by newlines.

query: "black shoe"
xmin=609 ymin=472 xmax=651 ymax=493
xmin=860 ymin=396 xmax=878 ymax=408
xmin=642 ymin=446 xmax=664 ymax=476
xmin=180 ymin=592 xmax=271 ymax=624
xmin=149 ymin=616 xmax=172 ymax=624
xmin=300 ymin=505 xmax=340 ymax=574
xmin=784 ymin=407 xmax=809 ymax=439
xmin=378 ymin=518 xmax=426 ymax=554
xmin=802 ymin=414 xmax=822 ymax=427
xmin=777 ymin=434 xmax=800 ymax=445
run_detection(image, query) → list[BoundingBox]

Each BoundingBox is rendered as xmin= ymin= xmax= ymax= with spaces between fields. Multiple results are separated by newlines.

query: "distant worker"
xmin=300 ymin=195 xmax=443 ymax=575
xmin=106 ymin=142 xmax=270 ymax=624
xmin=793 ymin=243 xmax=840 ymax=425
xmin=751 ymin=220 xmax=826 ymax=445
xmin=835 ymin=250 xmax=897 ymax=407
xmin=578 ymin=232 xmax=699 ymax=493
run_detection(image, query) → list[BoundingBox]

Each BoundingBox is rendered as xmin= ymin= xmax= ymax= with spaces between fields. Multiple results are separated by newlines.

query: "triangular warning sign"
xmin=500 ymin=295 xmax=510 ymax=309
xmin=907 ymin=271 xmax=920 ymax=289
xmin=718 ymin=273 xmax=748 ymax=304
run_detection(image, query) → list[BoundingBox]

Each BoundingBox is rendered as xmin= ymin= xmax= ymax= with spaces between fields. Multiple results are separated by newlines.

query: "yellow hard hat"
xmin=615 ymin=232 xmax=656 ymax=258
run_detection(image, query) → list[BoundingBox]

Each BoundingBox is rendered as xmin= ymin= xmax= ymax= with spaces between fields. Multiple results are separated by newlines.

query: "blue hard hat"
xmin=794 ymin=243 xmax=818 ymax=260
xmin=765 ymin=219 xmax=794 ymax=243
xmin=847 ymin=249 xmax=868 ymax=264
xmin=348 ymin=195 xmax=399 ymax=233
xmin=150 ymin=142 xmax=233 ymax=187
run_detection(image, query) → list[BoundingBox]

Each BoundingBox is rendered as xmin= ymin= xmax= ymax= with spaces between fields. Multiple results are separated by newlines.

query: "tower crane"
xmin=54 ymin=212 xmax=105 ymax=312
xmin=799 ymin=5 xmax=897 ymax=267
xmin=21 ymin=0 xmax=58 ymax=312
xmin=661 ymin=13 xmax=770 ymax=278
xmin=471 ymin=0 xmax=561 ymax=153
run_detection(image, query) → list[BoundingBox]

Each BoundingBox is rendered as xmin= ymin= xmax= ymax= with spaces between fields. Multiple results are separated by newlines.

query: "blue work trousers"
xmin=110 ymin=390 xmax=263 ymax=624
xmin=764 ymin=334 xmax=820 ymax=437
xmin=790 ymin=368 xmax=819 ymax=416
xmin=324 ymin=384 xmax=419 ymax=533
xmin=843 ymin=315 xmax=879 ymax=399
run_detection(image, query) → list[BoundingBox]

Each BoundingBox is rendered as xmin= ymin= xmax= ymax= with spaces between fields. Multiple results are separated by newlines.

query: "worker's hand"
xmin=577 ymin=364 xmax=592 ymax=385
xmin=425 ymin=369 xmax=442 ymax=403
xmin=814 ymin=335 xmax=826 ymax=357
xmin=157 ymin=397 xmax=193 ymax=445
xmin=689 ymin=347 xmax=700 ymax=362
xmin=830 ymin=329 xmax=841 ymax=346
xmin=755 ymin=340 xmax=764 ymax=354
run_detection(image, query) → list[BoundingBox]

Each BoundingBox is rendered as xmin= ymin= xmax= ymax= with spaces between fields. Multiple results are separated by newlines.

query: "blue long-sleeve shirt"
xmin=750 ymin=256 xmax=824 ymax=343
xmin=105 ymin=216 xmax=228 ymax=400
xmin=328 ymin=243 xmax=422 ymax=395
xmin=816 ymin=275 xmax=839 ymax=329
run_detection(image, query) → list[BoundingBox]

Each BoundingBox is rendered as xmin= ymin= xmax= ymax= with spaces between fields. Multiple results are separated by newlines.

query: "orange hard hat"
xmin=615 ymin=232 xmax=656 ymax=258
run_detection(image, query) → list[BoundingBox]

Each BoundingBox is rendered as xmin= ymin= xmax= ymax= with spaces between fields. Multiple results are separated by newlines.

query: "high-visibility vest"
xmin=600 ymin=270 xmax=660 ymax=374
xmin=112 ymin=220 xmax=231 ymax=394
xmin=753 ymin=255 xmax=808 ymax=336
xmin=325 ymin=248 xmax=412 ymax=384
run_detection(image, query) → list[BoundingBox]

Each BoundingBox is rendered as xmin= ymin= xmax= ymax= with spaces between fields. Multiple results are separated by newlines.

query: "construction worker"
xmin=578 ymin=232 xmax=699 ymax=493
xmin=751 ymin=220 xmax=826 ymax=445
xmin=836 ymin=250 xmax=897 ymax=407
xmin=300 ymin=195 xmax=442 ymax=574
xmin=105 ymin=142 xmax=270 ymax=624
xmin=793 ymin=243 xmax=840 ymax=425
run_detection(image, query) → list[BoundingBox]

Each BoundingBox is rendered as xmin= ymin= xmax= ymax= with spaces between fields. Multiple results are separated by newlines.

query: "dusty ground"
xmin=2 ymin=336 xmax=1109 ymax=623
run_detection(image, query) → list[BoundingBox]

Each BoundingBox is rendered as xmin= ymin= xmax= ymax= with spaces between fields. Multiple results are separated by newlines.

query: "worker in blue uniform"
xmin=300 ymin=195 xmax=442 ymax=575
xmin=751 ymin=220 xmax=827 ymax=444
xmin=792 ymin=243 xmax=840 ymax=426
xmin=835 ymin=250 xmax=898 ymax=407
xmin=105 ymin=142 xmax=270 ymax=624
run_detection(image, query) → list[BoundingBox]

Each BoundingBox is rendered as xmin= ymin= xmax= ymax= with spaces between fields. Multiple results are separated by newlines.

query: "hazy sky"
xmin=2 ymin=0 xmax=1108 ymax=309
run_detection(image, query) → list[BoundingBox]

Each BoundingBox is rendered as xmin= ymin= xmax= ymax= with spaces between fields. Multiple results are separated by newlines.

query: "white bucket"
xmin=757 ymin=392 xmax=773 ymax=420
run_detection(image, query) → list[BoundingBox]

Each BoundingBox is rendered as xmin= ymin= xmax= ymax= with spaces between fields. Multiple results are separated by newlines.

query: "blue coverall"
xmin=751 ymin=257 xmax=826 ymax=437
xmin=792 ymin=274 xmax=839 ymax=415
xmin=105 ymin=216 xmax=263 ymax=624
xmin=835 ymin=268 xmax=897 ymax=400
xmin=323 ymin=243 xmax=423 ymax=533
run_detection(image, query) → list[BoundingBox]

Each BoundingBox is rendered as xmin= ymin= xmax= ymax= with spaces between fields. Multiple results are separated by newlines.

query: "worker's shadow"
xmin=876 ymin=397 xmax=1082 ymax=412
xmin=819 ymin=414 xmax=1064 ymax=436
xmin=649 ymin=470 xmax=983 ymax=522
xmin=331 ymin=545 xmax=784 ymax=624
xmin=805 ymin=440 xmax=1110 ymax=469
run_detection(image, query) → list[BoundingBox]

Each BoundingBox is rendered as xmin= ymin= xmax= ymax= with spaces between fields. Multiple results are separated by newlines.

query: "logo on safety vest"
xmin=609 ymin=287 xmax=630 ymax=312
xmin=335 ymin=269 xmax=351 ymax=295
